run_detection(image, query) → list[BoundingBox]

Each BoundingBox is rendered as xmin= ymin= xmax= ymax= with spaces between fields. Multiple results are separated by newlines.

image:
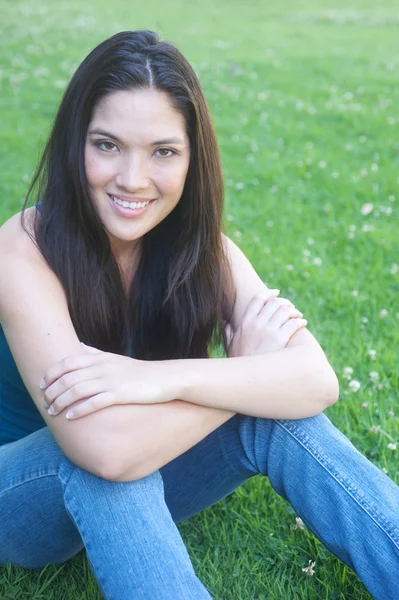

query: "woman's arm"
xmin=44 ymin=236 xmax=339 ymax=421
xmin=172 ymin=234 xmax=339 ymax=416
xmin=0 ymin=213 xmax=234 ymax=481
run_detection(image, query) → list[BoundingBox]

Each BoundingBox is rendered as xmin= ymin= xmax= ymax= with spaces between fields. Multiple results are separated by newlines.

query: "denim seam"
xmin=60 ymin=468 xmax=109 ymax=597
xmin=0 ymin=472 xmax=61 ymax=499
xmin=276 ymin=419 xmax=399 ymax=548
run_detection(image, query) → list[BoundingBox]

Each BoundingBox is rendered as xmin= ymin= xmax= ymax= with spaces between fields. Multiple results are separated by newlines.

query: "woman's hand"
xmin=225 ymin=289 xmax=307 ymax=357
xmin=41 ymin=344 xmax=177 ymax=419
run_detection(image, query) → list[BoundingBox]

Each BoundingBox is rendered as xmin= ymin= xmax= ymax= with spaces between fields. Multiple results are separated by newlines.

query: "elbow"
xmin=315 ymin=362 xmax=340 ymax=412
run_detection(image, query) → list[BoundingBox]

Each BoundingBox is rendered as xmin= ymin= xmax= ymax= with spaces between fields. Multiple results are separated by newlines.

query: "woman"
xmin=0 ymin=30 xmax=397 ymax=600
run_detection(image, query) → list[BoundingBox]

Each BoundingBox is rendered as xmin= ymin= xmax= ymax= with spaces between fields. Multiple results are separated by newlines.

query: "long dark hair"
xmin=23 ymin=30 xmax=234 ymax=359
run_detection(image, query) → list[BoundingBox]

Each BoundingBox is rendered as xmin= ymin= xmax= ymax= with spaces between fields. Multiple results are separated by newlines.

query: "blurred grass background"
xmin=1 ymin=0 xmax=398 ymax=598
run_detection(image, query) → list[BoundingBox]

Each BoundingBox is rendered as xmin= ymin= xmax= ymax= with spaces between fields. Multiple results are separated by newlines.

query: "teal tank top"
xmin=0 ymin=324 xmax=45 ymax=445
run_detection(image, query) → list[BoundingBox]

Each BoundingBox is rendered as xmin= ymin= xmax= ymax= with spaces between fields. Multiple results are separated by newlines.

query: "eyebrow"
xmin=88 ymin=129 xmax=185 ymax=146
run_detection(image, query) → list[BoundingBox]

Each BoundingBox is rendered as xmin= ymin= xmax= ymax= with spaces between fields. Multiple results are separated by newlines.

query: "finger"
xmin=41 ymin=352 xmax=107 ymax=390
xmin=47 ymin=379 xmax=106 ymax=415
xmin=242 ymin=289 xmax=280 ymax=324
xmin=65 ymin=392 xmax=115 ymax=420
xmin=280 ymin=318 xmax=308 ymax=341
xmin=269 ymin=306 xmax=304 ymax=328
xmin=81 ymin=342 xmax=104 ymax=354
xmin=258 ymin=297 xmax=295 ymax=322
xmin=44 ymin=366 xmax=102 ymax=405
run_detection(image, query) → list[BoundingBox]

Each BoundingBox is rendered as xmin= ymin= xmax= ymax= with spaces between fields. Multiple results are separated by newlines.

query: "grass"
xmin=1 ymin=0 xmax=398 ymax=597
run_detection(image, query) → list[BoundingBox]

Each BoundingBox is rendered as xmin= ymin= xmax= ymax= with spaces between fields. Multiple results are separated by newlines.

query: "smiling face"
xmin=84 ymin=88 xmax=191 ymax=261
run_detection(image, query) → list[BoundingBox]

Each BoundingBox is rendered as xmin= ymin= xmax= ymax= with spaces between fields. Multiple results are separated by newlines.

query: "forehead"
xmin=89 ymin=88 xmax=188 ymax=140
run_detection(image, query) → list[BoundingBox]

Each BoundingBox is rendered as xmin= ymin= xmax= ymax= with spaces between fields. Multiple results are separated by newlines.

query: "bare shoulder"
xmin=0 ymin=208 xmax=41 ymax=264
xmin=221 ymin=234 xmax=267 ymax=325
xmin=222 ymin=233 xmax=265 ymax=289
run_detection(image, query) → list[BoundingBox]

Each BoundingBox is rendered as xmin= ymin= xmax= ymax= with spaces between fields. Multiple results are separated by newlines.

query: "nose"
xmin=115 ymin=153 xmax=150 ymax=192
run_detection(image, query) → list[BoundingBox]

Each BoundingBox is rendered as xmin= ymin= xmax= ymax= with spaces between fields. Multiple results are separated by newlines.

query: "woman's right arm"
xmin=0 ymin=213 xmax=234 ymax=481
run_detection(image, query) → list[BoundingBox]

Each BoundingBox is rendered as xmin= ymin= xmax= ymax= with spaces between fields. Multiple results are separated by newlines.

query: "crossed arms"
xmin=0 ymin=213 xmax=338 ymax=481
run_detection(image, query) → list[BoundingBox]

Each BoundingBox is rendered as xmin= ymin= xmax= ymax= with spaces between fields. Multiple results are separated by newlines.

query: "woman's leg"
xmin=161 ymin=413 xmax=399 ymax=600
xmin=0 ymin=427 xmax=212 ymax=600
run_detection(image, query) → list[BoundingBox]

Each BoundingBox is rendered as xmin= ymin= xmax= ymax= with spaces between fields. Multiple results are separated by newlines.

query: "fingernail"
xmin=40 ymin=378 xmax=47 ymax=390
xmin=66 ymin=411 xmax=75 ymax=420
xmin=48 ymin=405 xmax=56 ymax=415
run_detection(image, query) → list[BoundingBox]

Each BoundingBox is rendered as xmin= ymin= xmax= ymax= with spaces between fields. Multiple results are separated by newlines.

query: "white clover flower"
xmin=361 ymin=203 xmax=373 ymax=216
xmin=390 ymin=264 xmax=398 ymax=275
xmin=388 ymin=411 xmax=395 ymax=417
xmin=369 ymin=371 xmax=379 ymax=383
xmin=350 ymin=290 xmax=358 ymax=297
xmin=234 ymin=231 xmax=242 ymax=239
xmin=379 ymin=309 xmax=388 ymax=319
xmin=361 ymin=224 xmax=375 ymax=232
xmin=371 ymin=163 xmax=379 ymax=172
xmin=370 ymin=425 xmax=380 ymax=433
xmin=348 ymin=379 xmax=361 ymax=392
xmin=388 ymin=195 xmax=395 ymax=202
xmin=343 ymin=367 xmax=353 ymax=379
xmin=368 ymin=349 xmax=377 ymax=360
xmin=235 ymin=182 xmax=244 ymax=190
xmin=302 ymin=560 xmax=316 ymax=577
xmin=361 ymin=402 xmax=369 ymax=408
xmin=387 ymin=443 xmax=397 ymax=451
xmin=294 ymin=517 xmax=305 ymax=531
xmin=286 ymin=265 xmax=294 ymax=271
xmin=312 ymin=257 xmax=322 ymax=266
xmin=318 ymin=161 xmax=327 ymax=169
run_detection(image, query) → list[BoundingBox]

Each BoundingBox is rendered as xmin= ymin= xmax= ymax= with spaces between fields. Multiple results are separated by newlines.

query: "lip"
xmin=107 ymin=193 xmax=155 ymax=219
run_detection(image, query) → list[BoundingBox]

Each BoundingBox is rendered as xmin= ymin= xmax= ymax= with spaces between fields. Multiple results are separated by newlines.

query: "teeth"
xmin=111 ymin=196 xmax=150 ymax=209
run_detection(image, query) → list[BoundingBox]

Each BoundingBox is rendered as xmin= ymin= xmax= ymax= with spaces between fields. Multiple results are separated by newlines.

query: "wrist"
xmin=164 ymin=358 xmax=196 ymax=402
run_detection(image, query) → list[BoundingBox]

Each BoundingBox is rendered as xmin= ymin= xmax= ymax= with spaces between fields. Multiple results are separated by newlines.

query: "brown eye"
xmin=155 ymin=148 xmax=175 ymax=158
xmin=97 ymin=141 xmax=118 ymax=152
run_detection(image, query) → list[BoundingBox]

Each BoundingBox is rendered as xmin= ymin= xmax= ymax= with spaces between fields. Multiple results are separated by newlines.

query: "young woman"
xmin=0 ymin=30 xmax=397 ymax=600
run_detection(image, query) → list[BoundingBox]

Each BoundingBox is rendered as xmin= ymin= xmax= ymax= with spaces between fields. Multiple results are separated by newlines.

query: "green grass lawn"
xmin=1 ymin=0 xmax=398 ymax=598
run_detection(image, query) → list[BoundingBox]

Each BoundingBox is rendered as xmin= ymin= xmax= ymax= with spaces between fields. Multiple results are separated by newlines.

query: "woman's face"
xmin=85 ymin=88 xmax=191 ymax=257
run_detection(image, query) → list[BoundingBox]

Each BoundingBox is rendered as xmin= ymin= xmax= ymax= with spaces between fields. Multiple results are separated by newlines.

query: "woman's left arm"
xmin=173 ymin=235 xmax=339 ymax=418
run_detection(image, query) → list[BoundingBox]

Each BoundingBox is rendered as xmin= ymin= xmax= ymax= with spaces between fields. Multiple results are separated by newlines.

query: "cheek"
xmin=159 ymin=164 xmax=189 ymax=198
xmin=84 ymin=147 xmax=113 ymax=188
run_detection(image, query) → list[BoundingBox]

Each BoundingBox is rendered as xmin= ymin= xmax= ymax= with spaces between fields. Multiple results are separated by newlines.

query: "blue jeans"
xmin=0 ymin=413 xmax=398 ymax=599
